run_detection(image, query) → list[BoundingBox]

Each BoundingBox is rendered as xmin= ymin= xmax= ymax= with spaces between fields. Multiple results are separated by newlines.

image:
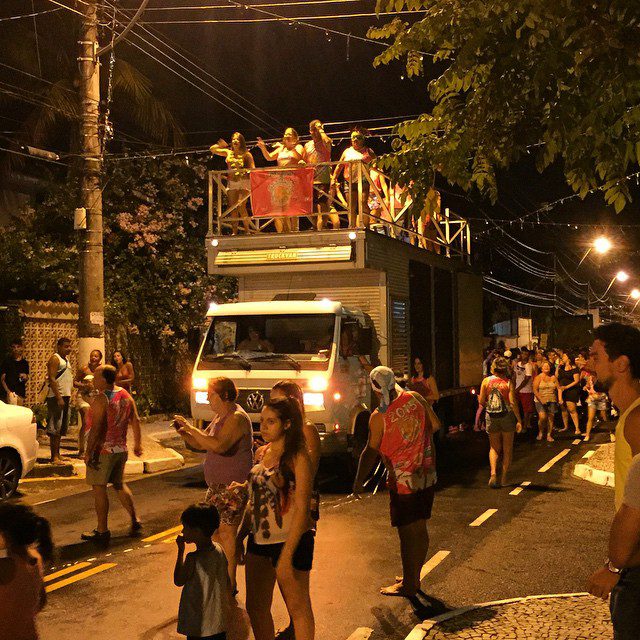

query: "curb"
xmin=143 ymin=447 xmax=184 ymax=473
xmin=573 ymin=462 xmax=615 ymax=488
xmin=406 ymin=592 xmax=594 ymax=638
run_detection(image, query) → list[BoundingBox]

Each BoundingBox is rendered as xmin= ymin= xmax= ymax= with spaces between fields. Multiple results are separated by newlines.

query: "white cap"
xmin=370 ymin=366 xmax=403 ymax=413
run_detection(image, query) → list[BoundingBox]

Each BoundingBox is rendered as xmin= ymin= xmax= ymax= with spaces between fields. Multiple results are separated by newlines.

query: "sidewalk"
xmin=573 ymin=442 xmax=615 ymax=488
xmin=417 ymin=593 xmax=611 ymax=639
xmin=28 ymin=415 xmax=186 ymax=479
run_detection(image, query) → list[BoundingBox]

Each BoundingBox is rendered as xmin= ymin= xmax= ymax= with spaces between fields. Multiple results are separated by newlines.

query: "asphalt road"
xmin=22 ymin=426 xmax=613 ymax=640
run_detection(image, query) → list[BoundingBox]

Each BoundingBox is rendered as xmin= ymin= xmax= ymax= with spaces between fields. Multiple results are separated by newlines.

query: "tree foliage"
xmin=0 ymin=157 xmax=235 ymax=343
xmin=371 ymin=1 xmax=640 ymax=212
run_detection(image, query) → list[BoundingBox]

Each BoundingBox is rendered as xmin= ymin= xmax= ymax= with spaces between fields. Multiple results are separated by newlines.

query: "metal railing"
xmin=207 ymin=160 xmax=471 ymax=263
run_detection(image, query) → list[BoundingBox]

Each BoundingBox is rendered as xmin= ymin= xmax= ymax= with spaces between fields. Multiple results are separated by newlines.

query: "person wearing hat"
xmin=352 ymin=366 xmax=441 ymax=597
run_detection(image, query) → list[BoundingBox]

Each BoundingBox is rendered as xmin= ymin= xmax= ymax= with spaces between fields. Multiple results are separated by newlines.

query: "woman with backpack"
xmin=478 ymin=357 xmax=522 ymax=488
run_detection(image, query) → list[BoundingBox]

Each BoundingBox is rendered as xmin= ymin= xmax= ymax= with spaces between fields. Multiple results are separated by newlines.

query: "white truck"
xmin=190 ymin=299 xmax=375 ymax=461
xmin=190 ymin=172 xmax=483 ymax=466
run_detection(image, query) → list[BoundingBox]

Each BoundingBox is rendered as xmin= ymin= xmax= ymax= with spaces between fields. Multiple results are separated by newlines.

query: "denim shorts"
xmin=534 ymin=400 xmax=558 ymax=415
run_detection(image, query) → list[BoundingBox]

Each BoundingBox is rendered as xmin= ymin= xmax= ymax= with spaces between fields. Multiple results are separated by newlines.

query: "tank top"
xmin=277 ymin=146 xmax=302 ymax=167
xmin=47 ymin=353 xmax=73 ymax=398
xmin=101 ymin=387 xmax=133 ymax=454
xmin=226 ymin=152 xmax=249 ymax=178
xmin=249 ymin=445 xmax=297 ymax=544
xmin=203 ymin=405 xmax=253 ymax=486
xmin=615 ymin=396 xmax=640 ymax=509
xmin=409 ymin=376 xmax=431 ymax=402
xmin=537 ymin=375 xmax=558 ymax=404
xmin=379 ymin=392 xmax=436 ymax=495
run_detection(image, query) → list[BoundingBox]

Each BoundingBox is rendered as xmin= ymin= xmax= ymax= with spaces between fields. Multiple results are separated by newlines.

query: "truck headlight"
xmin=303 ymin=392 xmax=325 ymax=409
xmin=195 ymin=391 xmax=209 ymax=405
xmin=192 ymin=377 xmax=208 ymax=391
xmin=308 ymin=376 xmax=328 ymax=392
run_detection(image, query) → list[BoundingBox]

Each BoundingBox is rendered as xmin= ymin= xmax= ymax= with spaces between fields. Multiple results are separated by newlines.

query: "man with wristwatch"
xmin=586 ymin=324 xmax=640 ymax=637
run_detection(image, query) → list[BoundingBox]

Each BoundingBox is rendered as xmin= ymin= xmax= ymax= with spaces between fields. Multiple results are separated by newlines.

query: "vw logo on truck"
xmin=246 ymin=391 xmax=265 ymax=412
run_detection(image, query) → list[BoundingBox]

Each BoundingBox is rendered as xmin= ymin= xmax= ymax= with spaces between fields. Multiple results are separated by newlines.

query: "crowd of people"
xmin=210 ymin=122 xmax=439 ymax=245
xmin=7 ymin=325 xmax=640 ymax=639
xmin=477 ymin=344 xmax=613 ymax=489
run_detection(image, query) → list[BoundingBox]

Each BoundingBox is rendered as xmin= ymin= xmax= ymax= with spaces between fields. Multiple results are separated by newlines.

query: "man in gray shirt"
xmin=589 ymin=454 xmax=640 ymax=638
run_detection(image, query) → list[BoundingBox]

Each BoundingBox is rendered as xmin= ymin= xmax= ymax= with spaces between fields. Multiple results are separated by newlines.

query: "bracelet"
xmin=605 ymin=559 xmax=621 ymax=574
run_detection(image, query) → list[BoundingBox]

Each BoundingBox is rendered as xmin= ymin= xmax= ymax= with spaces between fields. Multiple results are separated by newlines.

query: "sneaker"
xmin=80 ymin=529 xmax=111 ymax=542
xmin=130 ymin=521 xmax=143 ymax=536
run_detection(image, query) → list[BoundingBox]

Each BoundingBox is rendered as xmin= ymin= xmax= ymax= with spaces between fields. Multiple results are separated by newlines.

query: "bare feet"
xmin=536 ymin=433 xmax=543 ymax=441
xmin=546 ymin=435 xmax=555 ymax=442
xmin=380 ymin=581 xmax=417 ymax=597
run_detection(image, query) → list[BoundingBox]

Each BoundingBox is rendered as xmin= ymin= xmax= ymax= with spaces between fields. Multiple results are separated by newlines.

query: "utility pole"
xmin=77 ymin=0 xmax=105 ymax=365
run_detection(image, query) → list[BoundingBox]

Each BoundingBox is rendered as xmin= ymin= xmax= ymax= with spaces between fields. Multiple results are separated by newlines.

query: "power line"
xmin=123 ymin=0 xmax=377 ymax=10
xmin=144 ymin=9 xmax=422 ymax=24
xmin=0 ymin=144 xmax=66 ymax=165
xmin=0 ymin=7 xmax=61 ymax=22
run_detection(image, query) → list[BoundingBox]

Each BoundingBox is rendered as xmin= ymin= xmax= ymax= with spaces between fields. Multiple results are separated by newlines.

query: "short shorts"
xmin=518 ymin=392 xmax=535 ymax=414
xmin=587 ymin=394 xmax=608 ymax=412
xmin=485 ymin=411 xmax=517 ymax=434
xmin=389 ymin=485 xmax=435 ymax=528
xmin=46 ymin=396 xmax=71 ymax=436
xmin=205 ymin=482 xmax=249 ymax=527
xmin=85 ymin=451 xmax=128 ymax=486
xmin=313 ymin=183 xmax=330 ymax=207
xmin=228 ymin=179 xmax=250 ymax=192
xmin=247 ymin=530 xmax=315 ymax=571
xmin=534 ymin=400 xmax=558 ymax=415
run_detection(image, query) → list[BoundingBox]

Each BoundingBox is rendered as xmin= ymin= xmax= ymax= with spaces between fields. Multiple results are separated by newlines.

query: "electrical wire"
xmin=123 ymin=0 xmax=384 ymax=10
xmin=0 ymin=144 xmax=66 ymax=165
xmin=482 ymin=287 xmax=555 ymax=309
xmin=0 ymin=7 xmax=62 ymax=22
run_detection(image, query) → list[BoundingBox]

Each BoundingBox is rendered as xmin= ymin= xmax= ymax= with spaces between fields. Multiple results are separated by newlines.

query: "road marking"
xmin=345 ymin=628 xmax=373 ymax=640
xmin=420 ymin=550 xmax=450 ymax=580
xmin=582 ymin=450 xmax=595 ymax=459
xmin=44 ymin=562 xmax=92 ymax=583
xmin=509 ymin=480 xmax=531 ymax=496
xmin=404 ymin=627 xmax=427 ymax=640
xmin=538 ymin=449 xmax=571 ymax=473
xmin=45 ymin=563 xmax=116 ymax=593
xmin=469 ymin=509 xmax=498 ymax=527
xmin=163 ymin=534 xmax=180 ymax=544
xmin=34 ymin=498 xmax=56 ymax=506
xmin=21 ymin=476 xmax=85 ymax=483
xmin=572 ymin=439 xmax=582 ymax=445
xmin=141 ymin=525 xmax=182 ymax=542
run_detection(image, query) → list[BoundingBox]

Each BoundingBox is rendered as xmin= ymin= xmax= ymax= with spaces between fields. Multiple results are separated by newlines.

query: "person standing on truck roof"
xmin=478 ymin=357 xmax=522 ymax=489
xmin=270 ymin=381 xmax=321 ymax=640
xmin=174 ymin=377 xmax=253 ymax=594
xmin=257 ymin=127 xmax=305 ymax=233
xmin=304 ymin=119 xmax=340 ymax=231
xmin=210 ymin=132 xmax=255 ymax=235
xmin=353 ymin=366 xmax=440 ymax=598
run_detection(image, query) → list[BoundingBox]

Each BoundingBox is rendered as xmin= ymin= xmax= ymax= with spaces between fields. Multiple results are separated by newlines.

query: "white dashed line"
xmin=572 ymin=439 xmax=582 ymax=445
xmin=34 ymin=498 xmax=56 ymax=506
xmin=420 ymin=550 xmax=450 ymax=580
xmin=345 ymin=628 xmax=373 ymax=640
xmin=509 ymin=481 xmax=531 ymax=496
xmin=469 ymin=508 xmax=498 ymax=527
xmin=582 ymin=450 xmax=595 ymax=459
xmin=538 ymin=449 xmax=571 ymax=473
xmin=404 ymin=626 xmax=428 ymax=640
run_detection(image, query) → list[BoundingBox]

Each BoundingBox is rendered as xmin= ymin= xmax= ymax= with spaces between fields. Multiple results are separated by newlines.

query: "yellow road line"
xmin=142 ymin=525 xmax=182 ymax=543
xmin=163 ymin=534 xmax=180 ymax=544
xmin=22 ymin=476 xmax=85 ymax=483
xmin=469 ymin=508 xmax=498 ymax=527
xmin=420 ymin=550 xmax=450 ymax=580
xmin=45 ymin=563 xmax=116 ymax=593
xmin=44 ymin=562 xmax=92 ymax=583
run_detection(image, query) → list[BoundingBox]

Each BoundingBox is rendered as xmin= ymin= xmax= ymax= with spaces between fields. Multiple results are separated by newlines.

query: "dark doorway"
xmin=409 ymin=261 xmax=433 ymax=376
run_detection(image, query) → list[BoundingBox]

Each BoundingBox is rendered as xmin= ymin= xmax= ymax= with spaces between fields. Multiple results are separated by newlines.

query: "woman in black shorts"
xmin=557 ymin=351 xmax=582 ymax=435
xmin=240 ymin=398 xmax=315 ymax=640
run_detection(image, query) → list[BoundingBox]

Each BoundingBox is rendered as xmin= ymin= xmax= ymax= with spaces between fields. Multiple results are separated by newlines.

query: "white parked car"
xmin=0 ymin=400 xmax=38 ymax=499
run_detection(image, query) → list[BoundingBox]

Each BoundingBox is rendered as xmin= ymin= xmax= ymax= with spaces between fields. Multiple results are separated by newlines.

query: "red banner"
xmin=250 ymin=167 xmax=314 ymax=217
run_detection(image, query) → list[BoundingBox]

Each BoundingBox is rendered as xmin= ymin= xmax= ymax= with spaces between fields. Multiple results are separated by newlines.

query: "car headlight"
xmin=192 ymin=377 xmax=208 ymax=391
xmin=303 ymin=392 xmax=325 ymax=409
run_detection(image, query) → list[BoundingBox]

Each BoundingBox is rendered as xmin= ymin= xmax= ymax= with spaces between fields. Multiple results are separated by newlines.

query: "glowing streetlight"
xmin=604 ymin=270 xmax=631 ymax=295
xmin=631 ymin=289 xmax=640 ymax=300
xmin=594 ymin=236 xmax=612 ymax=254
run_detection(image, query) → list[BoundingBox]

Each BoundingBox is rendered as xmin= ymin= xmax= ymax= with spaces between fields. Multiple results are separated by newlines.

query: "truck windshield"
xmin=197 ymin=313 xmax=337 ymax=371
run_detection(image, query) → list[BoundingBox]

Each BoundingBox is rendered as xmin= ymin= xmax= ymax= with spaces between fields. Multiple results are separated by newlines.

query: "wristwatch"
xmin=605 ymin=559 xmax=621 ymax=574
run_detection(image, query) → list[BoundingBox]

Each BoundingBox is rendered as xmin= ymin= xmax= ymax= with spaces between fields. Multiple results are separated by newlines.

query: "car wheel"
xmin=0 ymin=451 xmax=21 ymax=500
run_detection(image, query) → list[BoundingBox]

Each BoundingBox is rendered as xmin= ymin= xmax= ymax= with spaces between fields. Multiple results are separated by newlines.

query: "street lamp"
xmin=631 ymin=289 xmax=640 ymax=300
xmin=578 ymin=236 xmax=613 ymax=266
xmin=604 ymin=270 xmax=630 ymax=295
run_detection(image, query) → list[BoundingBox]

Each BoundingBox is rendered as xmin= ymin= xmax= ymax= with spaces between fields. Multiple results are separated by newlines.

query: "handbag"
xmin=37 ymin=361 xmax=68 ymax=404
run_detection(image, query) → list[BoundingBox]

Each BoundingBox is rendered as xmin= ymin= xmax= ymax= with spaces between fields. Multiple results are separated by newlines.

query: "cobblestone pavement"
xmin=424 ymin=594 xmax=612 ymax=639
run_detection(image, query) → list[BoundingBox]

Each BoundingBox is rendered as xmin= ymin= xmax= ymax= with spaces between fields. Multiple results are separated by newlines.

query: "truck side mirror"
xmin=356 ymin=326 xmax=373 ymax=356
xmin=187 ymin=327 xmax=202 ymax=357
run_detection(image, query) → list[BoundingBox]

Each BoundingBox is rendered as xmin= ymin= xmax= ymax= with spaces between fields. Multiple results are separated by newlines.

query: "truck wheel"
xmin=0 ymin=451 xmax=21 ymax=500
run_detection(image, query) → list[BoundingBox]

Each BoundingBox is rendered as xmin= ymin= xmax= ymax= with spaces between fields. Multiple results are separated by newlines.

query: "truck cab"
xmin=191 ymin=299 xmax=374 ymax=458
